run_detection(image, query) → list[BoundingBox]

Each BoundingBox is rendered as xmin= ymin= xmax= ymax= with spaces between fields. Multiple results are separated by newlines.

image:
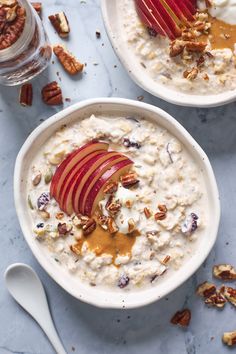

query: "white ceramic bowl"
xmin=101 ymin=0 xmax=236 ymax=108
xmin=14 ymin=98 xmax=220 ymax=309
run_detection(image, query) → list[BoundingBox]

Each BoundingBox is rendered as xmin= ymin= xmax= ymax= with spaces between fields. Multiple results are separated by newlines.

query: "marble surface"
xmin=0 ymin=0 xmax=236 ymax=353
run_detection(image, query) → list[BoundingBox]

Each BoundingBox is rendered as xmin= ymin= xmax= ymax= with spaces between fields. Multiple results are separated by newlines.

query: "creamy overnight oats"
xmin=27 ymin=114 xmax=208 ymax=290
xmin=118 ymin=0 xmax=236 ymax=95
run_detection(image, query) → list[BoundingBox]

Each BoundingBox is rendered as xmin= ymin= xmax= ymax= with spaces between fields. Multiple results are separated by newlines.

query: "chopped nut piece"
xmin=58 ymin=222 xmax=72 ymax=235
xmin=169 ymin=40 xmax=185 ymax=57
xmin=222 ymin=331 xmax=236 ymax=346
xmin=185 ymin=41 xmax=207 ymax=52
xmin=55 ymin=212 xmax=64 ymax=220
xmin=53 ymin=45 xmax=84 ymax=75
xmin=32 ymin=172 xmax=41 ymax=186
xmin=128 ymin=218 xmax=136 ymax=233
xmin=221 ymin=286 xmax=236 ymax=307
xmin=82 ymin=218 xmax=96 ymax=236
xmin=106 ymin=196 xmax=121 ymax=216
xmin=103 ymin=181 xmax=118 ymax=194
xmin=213 ymin=264 xmax=236 ymax=281
xmin=154 ymin=212 xmax=166 ymax=221
xmin=107 ymin=217 xmax=118 ymax=234
xmin=170 ymin=309 xmax=191 ymax=327
xmin=70 ymin=244 xmax=81 ymax=256
xmin=144 ymin=207 xmax=152 ymax=219
xmin=204 ymin=291 xmax=227 ymax=308
xmin=161 ymin=255 xmax=171 ymax=265
xmin=41 ymin=81 xmax=63 ymax=105
xmin=19 ymin=83 xmax=33 ymax=106
xmin=196 ymin=281 xmax=216 ymax=298
xmin=97 ymin=215 xmax=108 ymax=230
xmin=120 ymin=172 xmax=139 ymax=188
xmin=31 ymin=2 xmax=42 ymax=16
xmin=72 ymin=214 xmax=89 ymax=228
xmin=125 ymin=199 xmax=133 ymax=209
xmin=48 ymin=12 xmax=70 ymax=37
xmin=183 ymin=67 xmax=198 ymax=80
xmin=158 ymin=204 xmax=167 ymax=213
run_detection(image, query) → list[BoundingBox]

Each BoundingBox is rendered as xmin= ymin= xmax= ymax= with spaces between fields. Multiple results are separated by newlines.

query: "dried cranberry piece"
xmin=118 ymin=275 xmax=129 ymax=289
xmin=37 ymin=192 xmax=50 ymax=210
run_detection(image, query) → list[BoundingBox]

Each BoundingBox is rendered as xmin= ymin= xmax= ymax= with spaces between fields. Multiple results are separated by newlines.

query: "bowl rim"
xmin=101 ymin=0 xmax=236 ymax=108
xmin=14 ymin=97 xmax=220 ymax=309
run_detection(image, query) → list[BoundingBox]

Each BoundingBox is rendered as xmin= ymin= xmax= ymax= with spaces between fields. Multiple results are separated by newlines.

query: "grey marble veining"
xmin=1 ymin=0 xmax=236 ymax=353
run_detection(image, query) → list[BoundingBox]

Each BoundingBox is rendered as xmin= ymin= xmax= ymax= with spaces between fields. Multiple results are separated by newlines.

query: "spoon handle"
xmin=38 ymin=317 xmax=67 ymax=354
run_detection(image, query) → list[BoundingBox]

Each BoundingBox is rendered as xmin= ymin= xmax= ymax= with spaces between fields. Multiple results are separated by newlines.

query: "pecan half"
xmin=82 ymin=218 xmax=96 ymax=236
xmin=204 ymin=291 xmax=227 ymax=308
xmin=107 ymin=217 xmax=118 ymax=234
xmin=103 ymin=181 xmax=118 ymax=194
xmin=185 ymin=41 xmax=207 ymax=53
xmin=41 ymin=81 xmax=63 ymax=105
xmin=53 ymin=44 xmax=84 ymax=75
xmin=196 ymin=281 xmax=216 ymax=298
xmin=48 ymin=12 xmax=70 ymax=37
xmin=213 ymin=264 xmax=236 ymax=281
xmin=31 ymin=2 xmax=42 ymax=17
xmin=144 ymin=207 xmax=152 ymax=219
xmin=169 ymin=40 xmax=185 ymax=57
xmin=170 ymin=309 xmax=191 ymax=327
xmin=19 ymin=83 xmax=33 ymax=106
xmin=221 ymin=286 xmax=236 ymax=307
xmin=183 ymin=67 xmax=198 ymax=80
xmin=154 ymin=212 xmax=166 ymax=221
xmin=222 ymin=331 xmax=236 ymax=346
xmin=120 ymin=172 xmax=139 ymax=188
xmin=158 ymin=204 xmax=167 ymax=213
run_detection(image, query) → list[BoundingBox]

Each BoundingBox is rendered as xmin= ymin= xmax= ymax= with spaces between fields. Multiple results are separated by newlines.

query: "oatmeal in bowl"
xmin=14 ymin=98 xmax=220 ymax=308
xmin=102 ymin=0 xmax=236 ymax=106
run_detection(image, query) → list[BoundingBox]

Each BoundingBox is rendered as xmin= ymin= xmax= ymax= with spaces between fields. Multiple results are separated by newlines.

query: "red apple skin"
xmin=71 ymin=152 xmax=125 ymax=215
xmin=50 ymin=141 xmax=108 ymax=200
xmin=84 ymin=159 xmax=133 ymax=217
xmin=79 ymin=155 xmax=129 ymax=215
xmin=135 ymin=0 xmax=166 ymax=36
xmin=59 ymin=150 xmax=106 ymax=213
xmin=61 ymin=151 xmax=111 ymax=215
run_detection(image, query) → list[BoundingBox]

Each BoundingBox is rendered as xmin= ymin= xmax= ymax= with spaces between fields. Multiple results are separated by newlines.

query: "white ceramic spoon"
xmin=4 ymin=263 xmax=67 ymax=354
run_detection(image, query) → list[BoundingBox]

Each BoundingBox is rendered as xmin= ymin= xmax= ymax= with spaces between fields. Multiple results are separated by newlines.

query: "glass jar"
xmin=0 ymin=0 xmax=52 ymax=86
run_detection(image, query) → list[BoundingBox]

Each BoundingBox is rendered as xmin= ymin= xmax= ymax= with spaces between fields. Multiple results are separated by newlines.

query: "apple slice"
xmin=79 ymin=154 xmax=130 ymax=215
xmin=59 ymin=150 xmax=106 ymax=213
xmin=84 ymin=159 xmax=133 ymax=217
xmin=50 ymin=140 xmax=108 ymax=200
xmin=177 ymin=0 xmax=196 ymax=20
xmin=135 ymin=0 xmax=166 ymax=36
xmin=71 ymin=152 xmax=126 ymax=215
xmin=62 ymin=151 xmax=115 ymax=215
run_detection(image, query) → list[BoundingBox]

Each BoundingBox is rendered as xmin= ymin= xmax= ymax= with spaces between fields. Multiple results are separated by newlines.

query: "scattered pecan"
xmin=144 ymin=207 xmax=152 ymax=219
xmin=221 ymin=286 xmax=236 ymax=307
xmin=204 ymin=291 xmax=227 ymax=308
xmin=103 ymin=181 xmax=118 ymax=194
xmin=19 ymin=83 xmax=33 ymax=106
xmin=82 ymin=218 xmax=96 ymax=236
xmin=120 ymin=172 xmax=139 ymax=188
xmin=161 ymin=255 xmax=171 ymax=265
xmin=70 ymin=244 xmax=81 ymax=256
xmin=154 ymin=212 xmax=166 ymax=221
xmin=72 ymin=214 xmax=89 ymax=228
xmin=31 ymin=2 xmax=42 ymax=17
xmin=105 ymin=196 xmax=121 ymax=216
xmin=183 ymin=67 xmax=198 ymax=80
xmin=55 ymin=212 xmax=64 ymax=220
xmin=48 ymin=12 xmax=70 ymax=37
xmin=97 ymin=215 xmax=108 ymax=231
xmin=222 ymin=331 xmax=236 ymax=346
xmin=196 ymin=55 xmax=205 ymax=67
xmin=170 ymin=309 xmax=191 ymax=327
xmin=0 ymin=5 xmax=26 ymax=50
xmin=41 ymin=81 xmax=63 ymax=105
xmin=158 ymin=204 xmax=167 ymax=213
xmin=169 ymin=40 xmax=185 ymax=57
xmin=213 ymin=264 xmax=236 ymax=281
xmin=107 ymin=217 xmax=118 ymax=234
xmin=128 ymin=218 xmax=136 ymax=233
xmin=53 ymin=44 xmax=84 ymax=75
xmin=196 ymin=281 xmax=216 ymax=298
xmin=185 ymin=41 xmax=207 ymax=53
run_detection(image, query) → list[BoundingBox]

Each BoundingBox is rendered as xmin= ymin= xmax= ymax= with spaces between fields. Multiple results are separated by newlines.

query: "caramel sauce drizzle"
xmin=200 ymin=16 xmax=236 ymax=51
